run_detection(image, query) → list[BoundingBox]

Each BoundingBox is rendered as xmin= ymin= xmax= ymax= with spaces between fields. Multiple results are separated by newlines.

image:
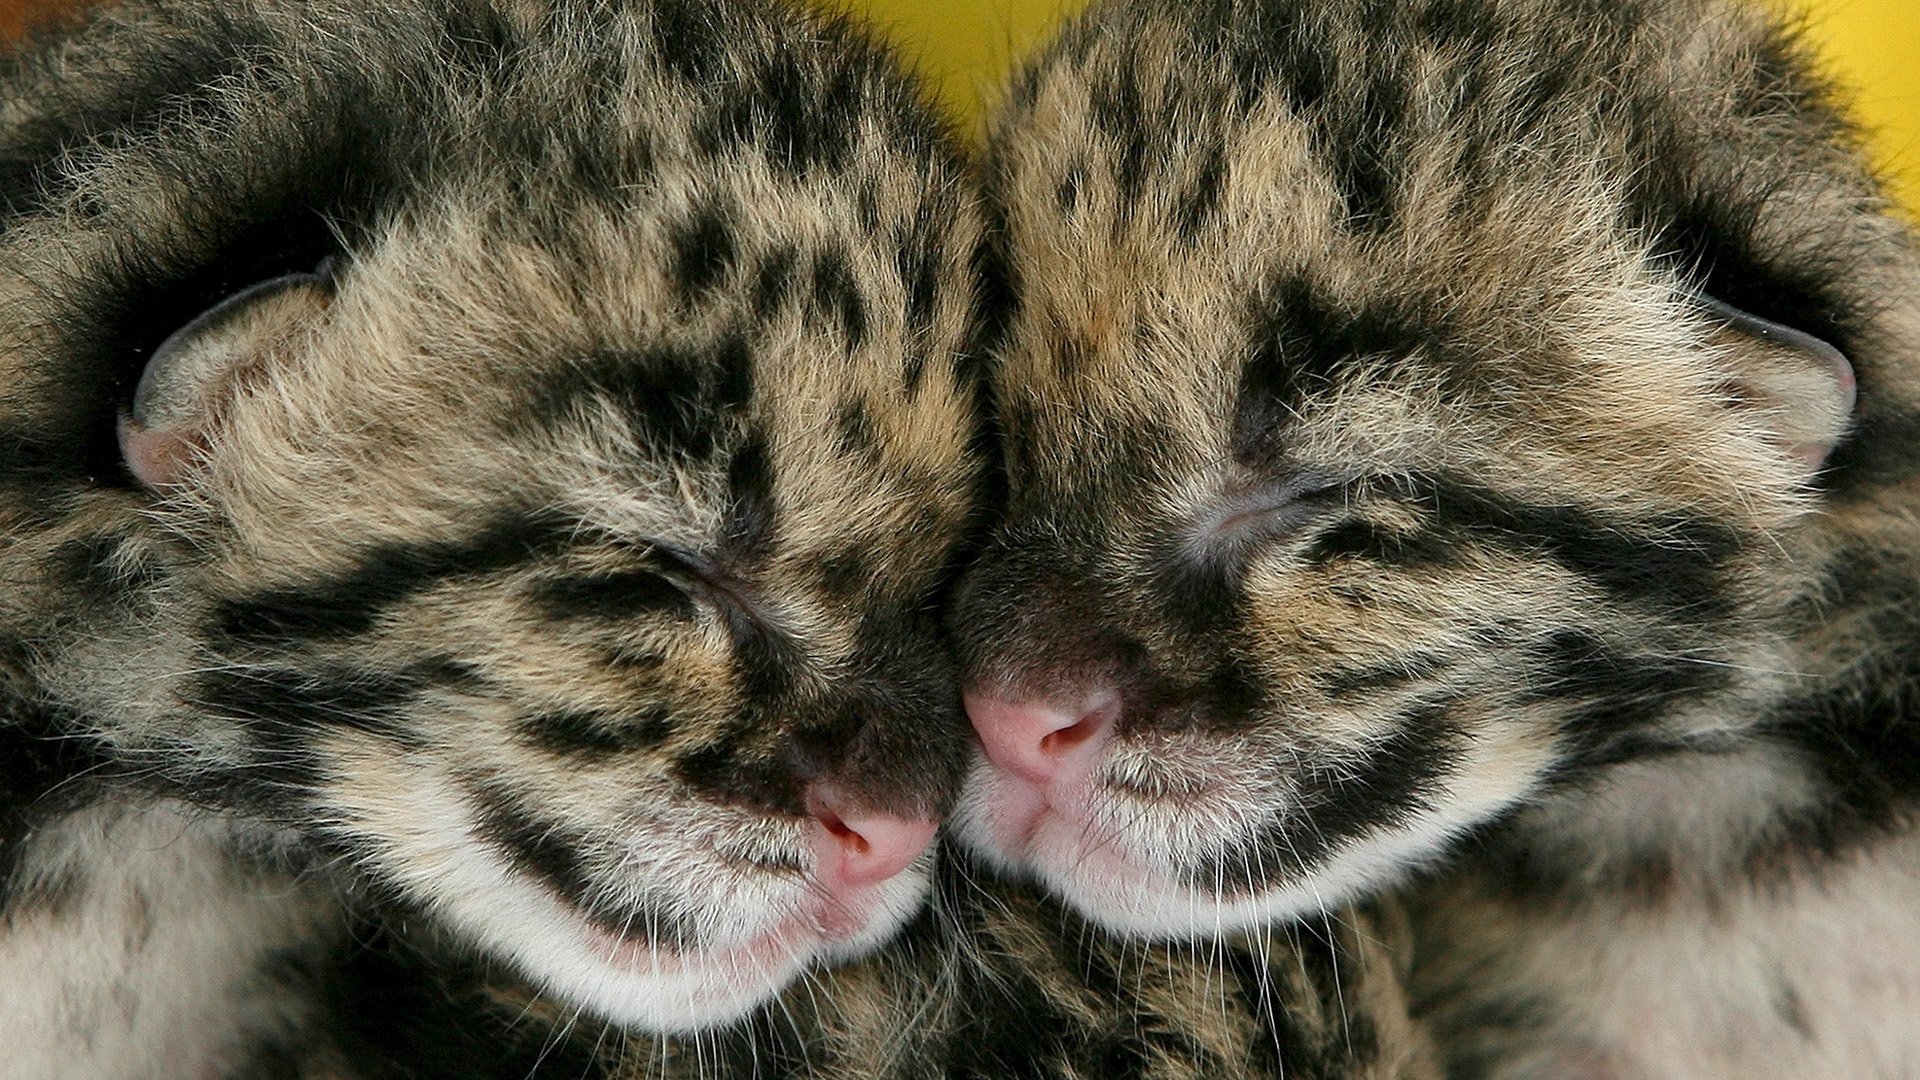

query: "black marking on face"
xmin=530 ymin=337 xmax=755 ymax=460
xmin=1300 ymin=513 xmax=1456 ymax=567
xmin=216 ymin=514 xmax=568 ymax=644
xmin=532 ymin=565 xmax=697 ymax=623
xmin=1201 ymin=697 xmax=1463 ymax=890
xmin=834 ymin=399 xmax=877 ymax=460
xmin=1527 ymin=630 xmax=1733 ymax=764
xmin=469 ymin=779 xmax=700 ymax=947
xmin=1175 ymin=140 xmax=1228 ymax=240
xmin=1415 ymin=477 xmax=1741 ymax=621
xmin=722 ymin=435 xmax=778 ymax=560
xmin=515 ymin=705 xmax=675 ymax=759
xmin=199 ymin=664 xmax=451 ymax=749
xmin=671 ymin=730 xmax=805 ymax=818
xmin=1234 ymin=276 xmax=1443 ymax=456
xmin=751 ymin=245 xmax=800 ymax=321
xmin=668 ymin=198 xmax=737 ymax=300
xmin=1301 ymin=476 xmax=1740 ymax=623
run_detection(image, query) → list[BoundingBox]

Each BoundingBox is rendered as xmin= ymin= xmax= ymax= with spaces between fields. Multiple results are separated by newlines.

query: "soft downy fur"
xmin=0 ymin=0 xmax=992 ymax=1072
xmin=952 ymin=0 xmax=1920 ymax=1075
xmin=325 ymin=853 xmax=1438 ymax=1080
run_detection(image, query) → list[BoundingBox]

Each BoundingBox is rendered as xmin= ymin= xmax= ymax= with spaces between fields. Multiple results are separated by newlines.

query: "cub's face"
xmin=952 ymin=0 xmax=1898 ymax=936
xmin=1 ymin=0 xmax=984 ymax=1029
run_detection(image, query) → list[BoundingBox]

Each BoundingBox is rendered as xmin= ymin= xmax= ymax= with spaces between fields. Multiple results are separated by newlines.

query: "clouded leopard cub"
xmin=0 ymin=0 xmax=991 ymax=1072
xmin=955 ymin=0 xmax=1920 ymax=1074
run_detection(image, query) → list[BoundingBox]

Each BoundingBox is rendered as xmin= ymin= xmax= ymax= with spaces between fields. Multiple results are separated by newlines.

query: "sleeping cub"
xmin=0 ymin=0 xmax=986 ymax=1072
xmin=953 ymin=0 xmax=1920 ymax=1074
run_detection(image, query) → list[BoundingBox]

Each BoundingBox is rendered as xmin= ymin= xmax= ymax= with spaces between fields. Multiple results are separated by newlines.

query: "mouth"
xmin=349 ymin=774 xmax=937 ymax=1033
xmin=530 ymin=852 xmax=932 ymax=1031
xmin=954 ymin=756 xmax=1320 ymax=939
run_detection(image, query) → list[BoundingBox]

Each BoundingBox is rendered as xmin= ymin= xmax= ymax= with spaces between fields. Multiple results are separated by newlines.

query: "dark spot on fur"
xmin=834 ymin=399 xmax=877 ymax=459
xmin=811 ymin=246 xmax=868 ymax=349
xmin=1056 ymin=161 xmax=1085 ymax=214
xmin=1175 ymin=141 xmax=1228 ymax=239
xmin=818 ymin=546 xmax=872 ymax=597
xmin=530 ymin=339 xmax=755 ymax=461
xmin=1234 ymin=276 xmax=1444 ymax=456
xmin=752 ymin=246 xmax=799 ymax=321
xmin=722 ymin=435 xmax=778 ymax=560
xmin=652 ymin=1 xmax=727 ymax=85
xmin=668 ymin=199 xmax=736 ymax=300
xmin=895 ymin=211 xmax=944 ymax=333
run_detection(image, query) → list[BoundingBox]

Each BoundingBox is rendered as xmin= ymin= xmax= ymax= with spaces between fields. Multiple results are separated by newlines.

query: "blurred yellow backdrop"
xmin=845 ymin=0 xmax=1920 ymax=214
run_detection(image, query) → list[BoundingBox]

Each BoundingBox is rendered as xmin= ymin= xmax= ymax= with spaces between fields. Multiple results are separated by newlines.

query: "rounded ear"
xmin=117 ymin=270 xmax=334 ymax=489
xmin=1696 ymin=293 xmax=1855 ymax=479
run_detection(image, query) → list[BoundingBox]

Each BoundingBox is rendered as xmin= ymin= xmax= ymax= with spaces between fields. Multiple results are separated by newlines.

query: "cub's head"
xmin=954 ymin=0 xmax=1918 ymax=936
xmin=0 ymin=0 xmax=987 ymax=1028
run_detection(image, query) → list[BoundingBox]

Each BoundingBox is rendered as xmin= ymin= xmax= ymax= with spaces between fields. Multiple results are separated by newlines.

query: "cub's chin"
xmin=952 ymin=753 xmax=1472 ymax=940
xmin=335 ymin=768 xmax=940 ymax=1032
xmin=474 ymin=858 xmax=934 ymax=1032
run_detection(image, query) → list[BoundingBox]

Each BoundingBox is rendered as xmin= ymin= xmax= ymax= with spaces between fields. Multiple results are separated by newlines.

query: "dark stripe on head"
xmin=197 ymin=662 xmax=476 ymax=749
xmin=1526 ymin=630 xmax=1734 ymax=766
xmin=531 ymin=566 xmax=696 ymax=623
xmin=1302 ymin=475 xmax=1741 ymax=623
xmin=216 ymin=513 xmax=568 ymax=644
xmin=514 ymin=705 xmax=675 ymax=759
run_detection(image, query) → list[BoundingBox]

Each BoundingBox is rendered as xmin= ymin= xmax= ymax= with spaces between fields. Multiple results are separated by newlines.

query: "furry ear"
xmin=118 ymin=269 xmax=334 ymax=489
xmin=1698 ymin=294 xmax=1855 ymax=478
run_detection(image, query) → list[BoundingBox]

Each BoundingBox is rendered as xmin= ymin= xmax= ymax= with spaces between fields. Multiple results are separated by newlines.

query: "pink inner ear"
xmin=117 ymin=411 xmax=203 ymax=489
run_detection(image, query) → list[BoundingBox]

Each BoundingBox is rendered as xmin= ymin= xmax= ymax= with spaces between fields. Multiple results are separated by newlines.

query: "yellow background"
xmin=846 ymin=0 xmax=1920 ymax=215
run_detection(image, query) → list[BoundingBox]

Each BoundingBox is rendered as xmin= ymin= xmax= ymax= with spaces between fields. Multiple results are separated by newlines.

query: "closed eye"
xmin=643 ymin=540 xmax=776 ymax=632
xmin=1195 ymin=472 xmax=1353 ymax=549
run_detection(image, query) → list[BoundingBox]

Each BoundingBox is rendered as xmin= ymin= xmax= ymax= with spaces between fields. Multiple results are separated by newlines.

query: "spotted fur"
xmin=0 ymin=0 xmax=990 ymax=1069
xmin=954 ymin=0 xmax=1920 ymax=1073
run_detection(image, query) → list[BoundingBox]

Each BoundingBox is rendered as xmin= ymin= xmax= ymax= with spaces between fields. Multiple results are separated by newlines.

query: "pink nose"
xmin=806 ymin=785 xmax=938 ymax=890
xmin=964 ymin=687 xmax=1118 ymax=786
